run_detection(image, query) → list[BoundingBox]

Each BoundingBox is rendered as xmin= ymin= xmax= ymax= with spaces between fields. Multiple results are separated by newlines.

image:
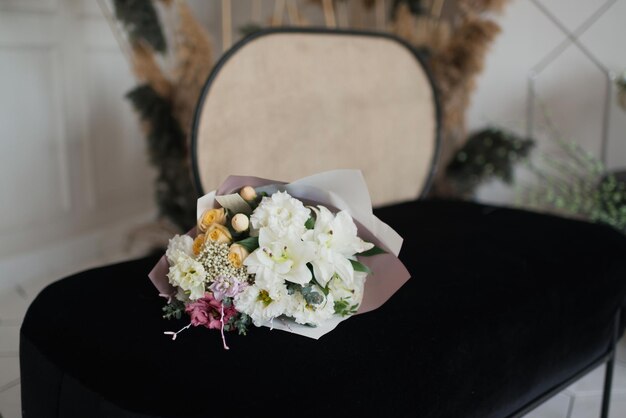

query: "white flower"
xmin=174 ymin=287 xmax=189 ymax=303
xmin=250 ymin=191 xmax=310 ymax=237
xmin=328 ymin=271 xmax=367 ymax=314
xmin=244 ymin=228 xmax=316 ymax=286
xmin=303 ymin=206 xmax=374 ymax=287
xmin=234 ymin=283 xmax=289 ymax=326
xmin=167 ymin=256 xmax=206 ymax=300
xmin=165 ymin=235 xmax=194 ymax=265
xmin=286 ymin=290 xmax=335 ymax=326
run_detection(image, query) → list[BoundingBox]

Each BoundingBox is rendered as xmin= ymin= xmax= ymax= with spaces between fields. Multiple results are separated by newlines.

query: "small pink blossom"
xmin=209 ymin=275 xmax=246 ymax=301
xmin=185 ymin=293 xmax=236 ymax=330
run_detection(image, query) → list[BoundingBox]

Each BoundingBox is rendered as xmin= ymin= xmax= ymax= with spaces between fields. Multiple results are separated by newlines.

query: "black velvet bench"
xmin=20 ymin=199 xmax=626 ymax=418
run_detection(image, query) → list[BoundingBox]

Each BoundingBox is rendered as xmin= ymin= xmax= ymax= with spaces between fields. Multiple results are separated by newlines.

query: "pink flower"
xmin=185 ymin=293 xmax=236 ymax=330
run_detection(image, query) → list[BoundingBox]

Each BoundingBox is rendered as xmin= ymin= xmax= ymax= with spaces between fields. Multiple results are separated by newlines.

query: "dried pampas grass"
xmin=171 ymin=0 xmax=214 ymax=136
xmin=392 ymin=4 xmax=417 ymax=43
xmin=432 ymin=15 xmax=501 ymax=102
xmin=459 ymin=0 xmax=507 ymax=14
xmin=392 ymin=0 xmax=451 ymax=52
xmin=362 ymin=0 xmax=376 ymax=9
xmin=430 ymin=14 xmax=501 ymax=194
xmin=131 ymin=42 xmax=172 ymax=99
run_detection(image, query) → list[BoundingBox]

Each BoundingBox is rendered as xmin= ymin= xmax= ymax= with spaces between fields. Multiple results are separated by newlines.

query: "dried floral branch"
xmin=131 ymin=42 xmax=172 ymax=98
xmin=112 ymin=0 xmax=167 ymax=53
xmin=458 ymin=0 xmax=507 ymax=14
xmin=171 ymin=0 xmax=214 ymax=135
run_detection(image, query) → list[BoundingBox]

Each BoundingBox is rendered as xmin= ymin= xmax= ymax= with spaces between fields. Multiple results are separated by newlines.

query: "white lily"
xmin=327 ymin=270 xmax=367 ymax=313
xmin=244 ymin=228 xmax=316 ymax=287
xmin=304 ymin=206 xmax=374 ymax=287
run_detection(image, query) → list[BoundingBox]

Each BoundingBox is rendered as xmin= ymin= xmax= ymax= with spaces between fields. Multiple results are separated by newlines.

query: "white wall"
xmin=0 ymin=0 xmax=157 ymax=292
xmin=468 ymin=0 xmax=626 ymax=204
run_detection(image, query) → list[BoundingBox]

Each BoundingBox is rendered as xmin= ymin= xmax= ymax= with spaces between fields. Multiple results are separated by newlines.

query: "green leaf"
xmin=305 ymin=216 xmax=315 ymax=230
xmin=334 ymin=298 xmax=359 ymax=316
xmin=311 ymin=277 xmax=330 ymax=296
xmin=358 ymin=245 xmax=386 ymax=257
xmin=301 ymin=285 xmax=324 ymax=305
xmin=162 ymin=300 xmax=185 ymax=320
xmin=235 ymin=236 xmax=259 ymax=253
xmin=235 ymin=313 xmax=251 ymax=335
xmin=350 ymin=259 xmax=371 ymax=274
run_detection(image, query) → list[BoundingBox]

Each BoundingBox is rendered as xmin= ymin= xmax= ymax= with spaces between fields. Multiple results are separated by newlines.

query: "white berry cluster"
xmin=197 ymin=240 xmax=251 ymax=284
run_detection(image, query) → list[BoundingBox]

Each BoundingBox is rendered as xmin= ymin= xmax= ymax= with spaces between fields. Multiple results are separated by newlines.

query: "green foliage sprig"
xmin=446 ymin=127 xmax=534 ymax=197
xmin=162 ymin=299 xmax=185 ymax=320
xmin=126 ymin=85 xmax=197 ymax=230
xmin=113 ymin=0 xmax=167 ymax=52
xmin=518 ymin=139 xmax=626 ymax=232
xmin=226 ymin=312 xmax=251 ymax=335
xmin=334 ymin=298 xmax=359 ymax=316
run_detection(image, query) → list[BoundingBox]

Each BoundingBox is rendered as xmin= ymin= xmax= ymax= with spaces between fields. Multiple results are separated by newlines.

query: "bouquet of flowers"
xmin=149 ymin=170 xmax=409 ymax=348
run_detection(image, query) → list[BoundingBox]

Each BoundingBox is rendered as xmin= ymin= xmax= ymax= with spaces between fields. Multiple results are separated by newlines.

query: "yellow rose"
xmin=192 ymin=234 xmax=206 ymax=255
xmin=206 ymin=223 xmax=232 ymax=244
xmin=228 ymin=244 xmax=250 ymax=268
xmin=198 ymin=208 xmax=226 ymax=232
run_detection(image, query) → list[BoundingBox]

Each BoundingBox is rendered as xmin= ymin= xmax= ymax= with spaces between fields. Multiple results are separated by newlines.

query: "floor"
xmin=2 ymin=275 xmax=626 ymax=418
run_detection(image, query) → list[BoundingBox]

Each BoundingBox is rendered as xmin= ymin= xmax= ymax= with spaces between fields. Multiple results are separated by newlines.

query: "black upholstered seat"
xmin=20 ymin=199 xmax=626 ymax=418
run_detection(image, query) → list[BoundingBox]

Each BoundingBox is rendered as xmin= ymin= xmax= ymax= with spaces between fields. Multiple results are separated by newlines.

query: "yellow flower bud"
xmin=239 ymin=186 xmax=257 ymax=201
xmin=192 ymin=234 xmax=206 ymax=255
xmin=228 ymin=244 xmax=250 ymax=268
xmin=231 ymin=213 xmax=250 ymax=232
xmin=198 ymin=208 xmax=227 ymax=232
xmin=206 ymin=223 xmax=232 ymax=244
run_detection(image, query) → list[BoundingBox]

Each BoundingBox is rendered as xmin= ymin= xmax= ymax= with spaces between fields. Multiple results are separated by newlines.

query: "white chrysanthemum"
xmin=303 ymin=206 xmax=374 ymax=286
xmin=286 ymin=290 xmax=335 ymax=326
xmin=167 ymin=256 xmax=206 ymax=300
xmin=165 ymin=235 xmax=194 ymax=265
xmin=234 ymin=283 xmax=289 ymax=326
xmin=244 ymin=228 xmax=316 ymax=286
xmin=250 ymin=191 xmax=310 ymax=237
xmin=328 ymin=271 xmax=367 ymax=314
